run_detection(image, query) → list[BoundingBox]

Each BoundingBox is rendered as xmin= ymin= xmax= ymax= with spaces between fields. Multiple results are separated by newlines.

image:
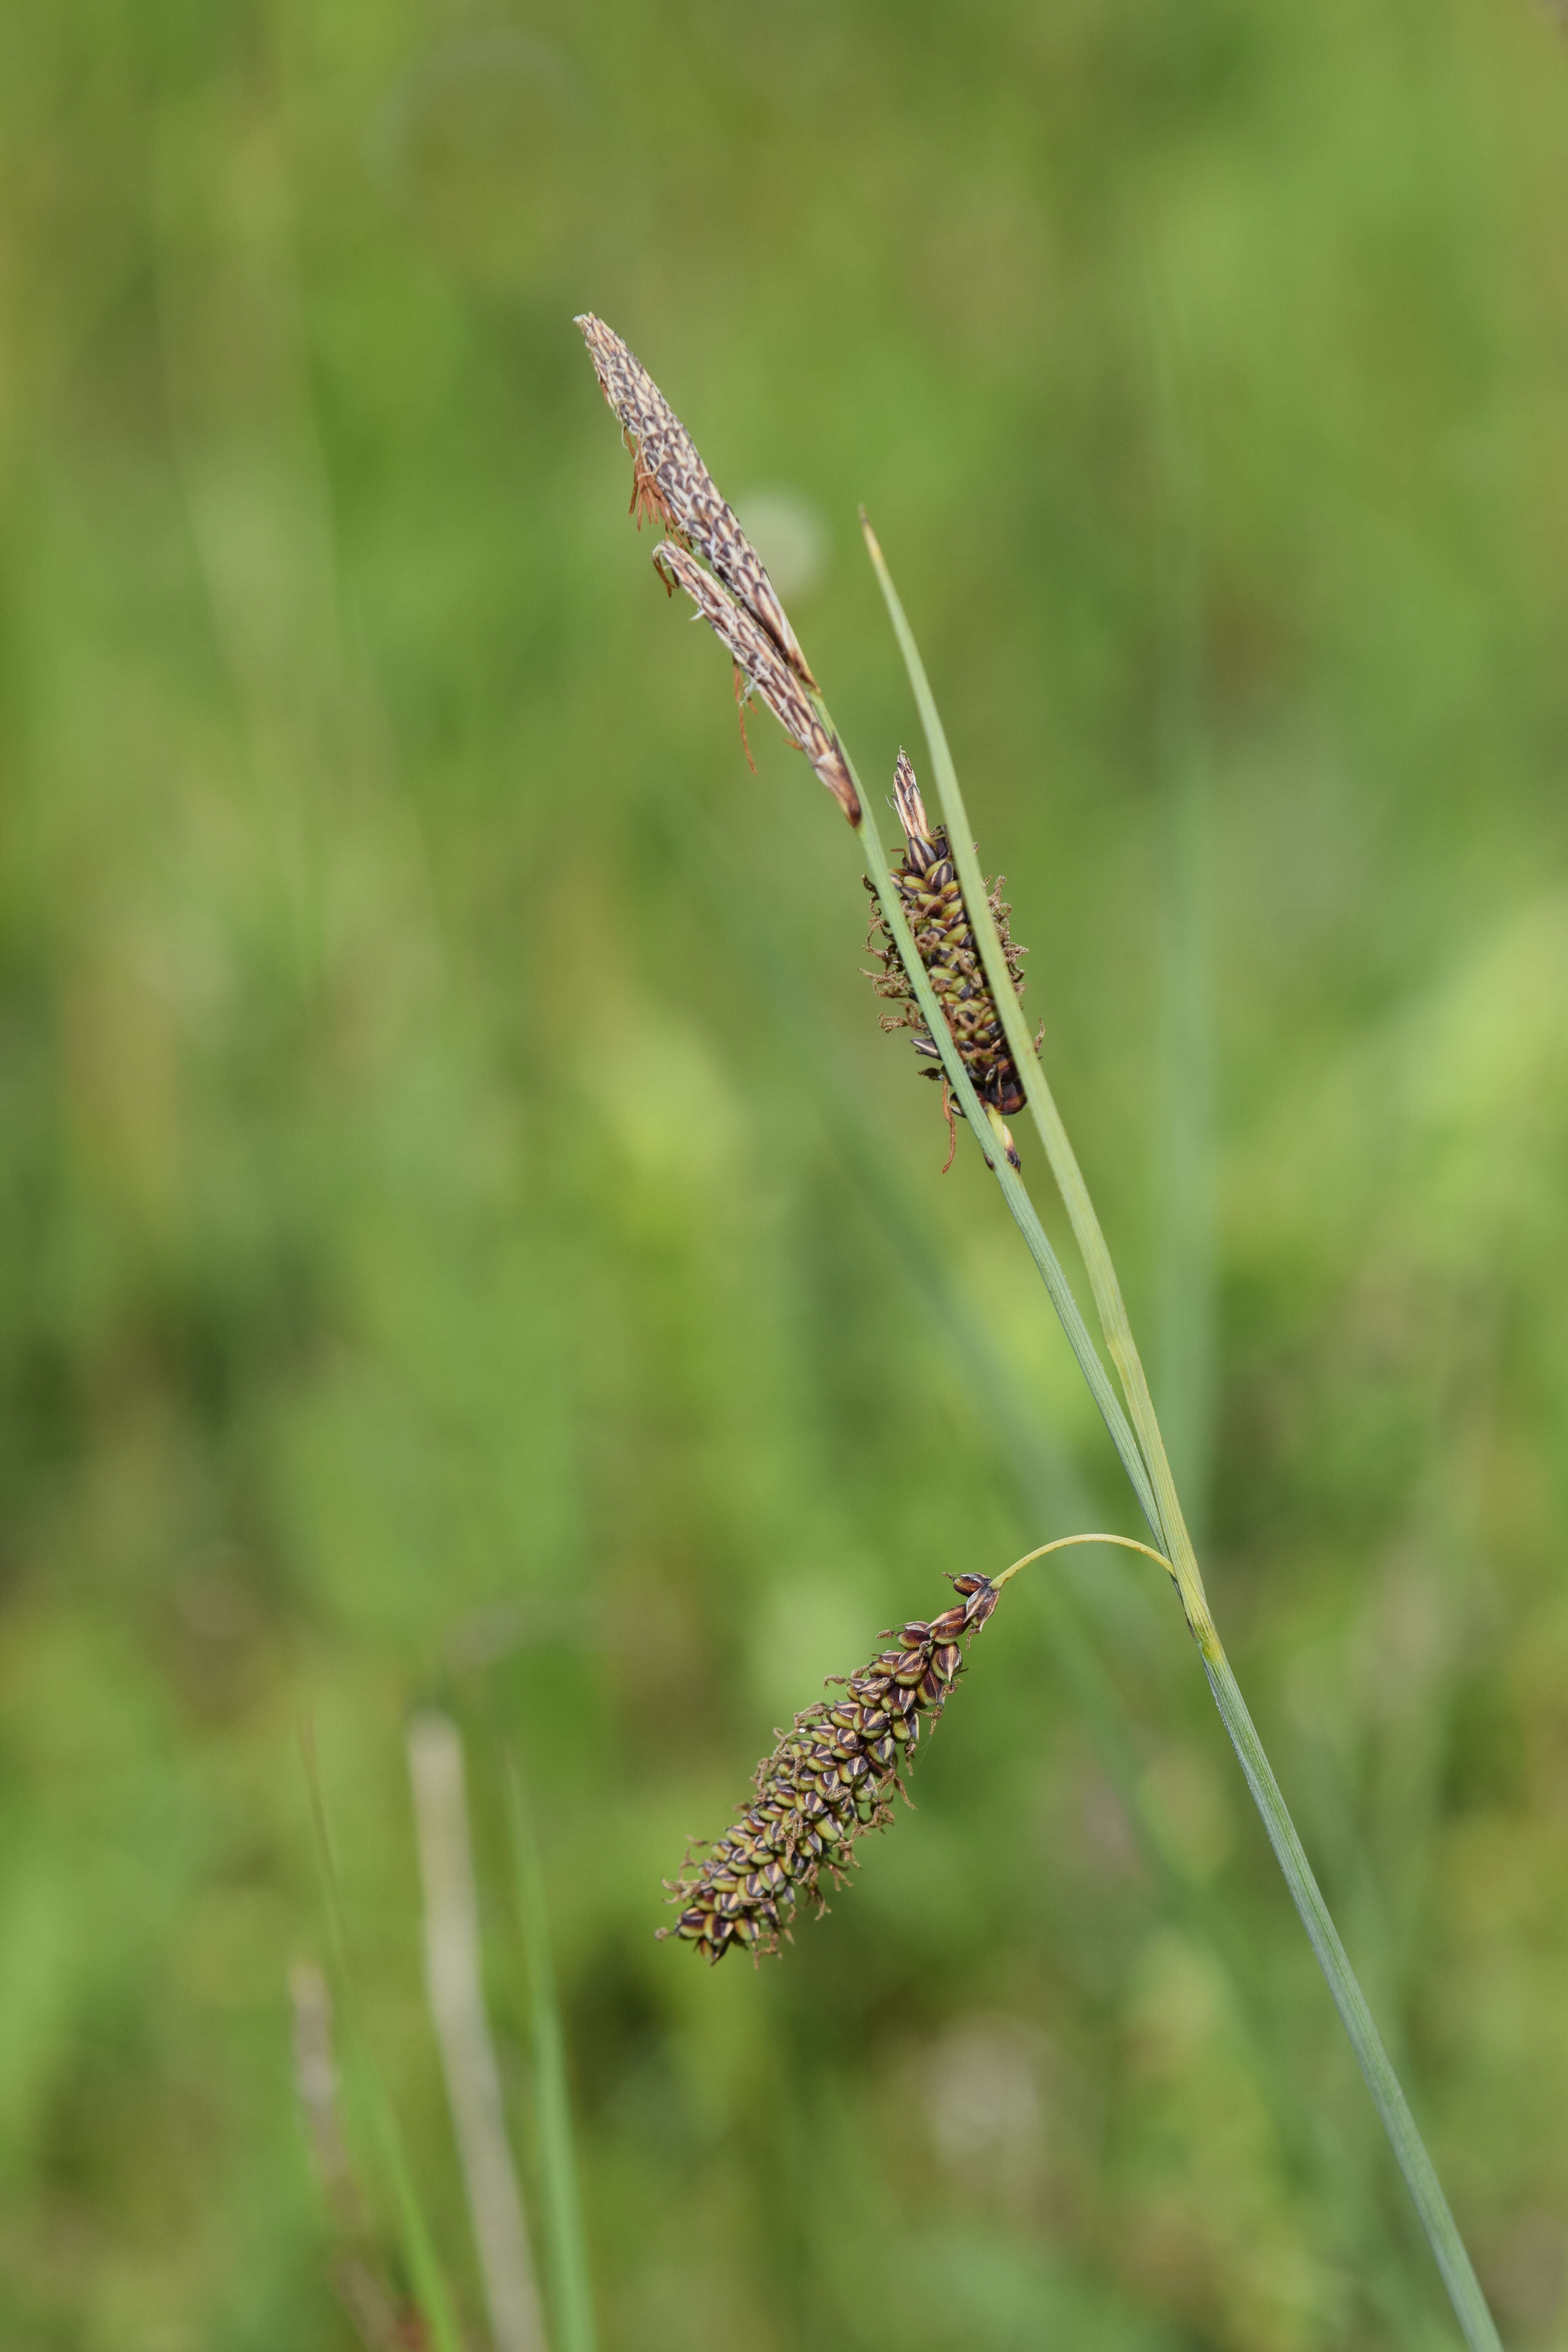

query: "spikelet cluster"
xmin=662 ymin=1573 xmax=1000 ymax=1964
xmin=576 ymin=312 xmax=815 ymax=688
xmin=575 ymin=315 xmax=862 ymax=822
xmin=867 ymin=750 xmax=1032 ymax=1169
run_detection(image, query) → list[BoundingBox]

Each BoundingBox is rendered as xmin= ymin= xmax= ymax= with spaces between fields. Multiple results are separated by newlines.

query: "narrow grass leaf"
xmin=409 ymin=1713 xmax=547 ymax=2352
xmin=300 ymin=1723 xmax=468 ymax=2352
xmin=503 ymin=1743 xmax=598 ymax=2352
xmin=1203 ymin=1651 xmax=1504 ymax=2352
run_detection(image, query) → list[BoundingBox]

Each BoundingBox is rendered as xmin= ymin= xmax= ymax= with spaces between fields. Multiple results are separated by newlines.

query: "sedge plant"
xmin=574 ymin=313 xmax=1505 ymax=2352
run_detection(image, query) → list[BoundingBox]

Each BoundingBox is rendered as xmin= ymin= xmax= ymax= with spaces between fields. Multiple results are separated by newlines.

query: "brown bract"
xmin=574 ymin=313 xmax=818 ymax=690
xmin=653 ymin=540 xmax=860 ymax=826
xmin=662 ymin=1574 xmax=999 ymax=1964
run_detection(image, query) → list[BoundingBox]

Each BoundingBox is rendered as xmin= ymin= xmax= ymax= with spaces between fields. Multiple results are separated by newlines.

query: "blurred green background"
xmin=5 ymin=0 xmax=1568 ymax=2344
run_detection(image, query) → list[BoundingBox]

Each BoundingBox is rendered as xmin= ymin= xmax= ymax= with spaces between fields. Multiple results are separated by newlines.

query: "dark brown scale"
xmin=659 ymin=1573 xmax=1001 ymax=1965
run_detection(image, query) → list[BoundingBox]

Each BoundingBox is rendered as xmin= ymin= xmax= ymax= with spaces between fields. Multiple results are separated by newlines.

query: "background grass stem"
xmin=408 ymin=1713 xmax=547 ymax=2352
xmin=503 ymin=1741 xmax=599 ymax=2352
xmin=301 ymin=1728 xmax=467 ymax=2352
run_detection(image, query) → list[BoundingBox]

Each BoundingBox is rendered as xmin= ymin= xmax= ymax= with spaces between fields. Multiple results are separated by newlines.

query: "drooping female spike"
xmin=575 ymin=314 xmax=817 ymax=689
xmin=866 ymin=750 xmax=1033 ymax=1169
xmin=661 ymin=1575 xmax=1000 ymax=1964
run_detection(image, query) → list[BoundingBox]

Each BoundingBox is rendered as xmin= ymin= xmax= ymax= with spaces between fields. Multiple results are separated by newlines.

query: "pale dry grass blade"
xmin=301 ymin=1724 xmax=466 ymax=2352
xmin=291 ymin=1960 xmax=356 ymax=2214
xmin=290 ymin=1962 xmax=419 ymax=2352
xmin=408 ymin=1713 xmax=547 ymax=2352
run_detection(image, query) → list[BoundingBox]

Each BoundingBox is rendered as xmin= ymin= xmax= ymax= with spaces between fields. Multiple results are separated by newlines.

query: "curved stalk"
xmin=993 ymin=1531 xmax=1177 ymax=1588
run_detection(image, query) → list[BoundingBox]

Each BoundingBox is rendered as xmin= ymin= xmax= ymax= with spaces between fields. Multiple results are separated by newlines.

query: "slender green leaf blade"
xmin=503 ymin=1744 xmax=598 ymax=2352
xmin=1203 ymin=1653 xmax=1503 ymax=2352
xmin=301 ymin=1724 xmax=468 ymax=2352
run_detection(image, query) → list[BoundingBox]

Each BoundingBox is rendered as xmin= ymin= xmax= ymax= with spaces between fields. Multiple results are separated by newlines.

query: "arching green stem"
xmin=993 ymin=1531 xmax=1177 ymax=1591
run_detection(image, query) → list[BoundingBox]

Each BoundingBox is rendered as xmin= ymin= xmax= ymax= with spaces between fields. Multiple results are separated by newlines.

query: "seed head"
xmin=654 ymin=540 xmax=860 ymax=825
xmin=867 ymin=750 xmax=1033 ymax=1169
xmin=575 ymin=313 xmax=817 ymax=690
xmin=661 ymin=1573 xmax=1000 ymax=1965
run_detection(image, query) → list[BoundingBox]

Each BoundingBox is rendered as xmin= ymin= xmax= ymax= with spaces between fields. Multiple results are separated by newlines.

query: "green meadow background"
xmin=5 ymin=0 xmax=1568 ymax=2344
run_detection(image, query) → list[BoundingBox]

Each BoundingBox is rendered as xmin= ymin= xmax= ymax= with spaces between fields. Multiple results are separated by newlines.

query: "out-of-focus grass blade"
xmin=1145 ymin=284 xmax=1218 ymax=1540
xmin=502 ymin=1741 xmax=597 ymax=2352
xmin=300 ymin=1720 xmax=467 ymax=2352
xmin=1154 ymin=738 xmax=1217 ymax=1537
xmin=409 ymin=1712 xmax=546 ymax=2352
